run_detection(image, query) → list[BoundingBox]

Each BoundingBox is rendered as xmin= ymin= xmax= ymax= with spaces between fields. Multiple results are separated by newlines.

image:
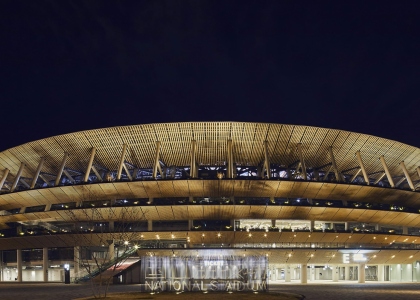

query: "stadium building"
xmin=0 ymin=122 xmax=420 ymax=289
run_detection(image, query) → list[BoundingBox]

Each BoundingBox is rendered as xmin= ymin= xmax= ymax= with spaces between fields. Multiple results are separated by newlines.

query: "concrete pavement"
xmin=0 ymin=282 xmax=419 ymax=300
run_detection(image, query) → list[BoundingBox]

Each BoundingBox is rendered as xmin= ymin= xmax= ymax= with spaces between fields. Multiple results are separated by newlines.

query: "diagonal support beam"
xmin=350 ymin=168 xmax=362 ymax=183
xmin=55 ymin=153 xmax=69 ymax=186
xmin=83 ymin=148 xmax=96 ymax=183
xmin=355 ymin=151 xmax=369 ymax=185
xmin=395 ymin=176 xmax=406 ymax=187
xmin=227 ymin=139 xmax=234 ymax=178
xmin=400 ymin=161 xmax=415 ymax=191
xmin=19 ymin=178 xmax=30 ymax=188
xmin=0 ymin=168 xmax=10 ymax=191
xmin=91 ymin=165 xmax=103 ymax=182
xmin=190 ymin=140 xmax=197 ymax=178
xmin=30 ymin=158 xmax=45 ymax=189
xmin=379 ymin=155 xmax=395 ymax=188
xmin=415 ymin=167 xmax=420 ymax=190
xmin=263 ymin=141 xmax=271 ymax=179
xmin=11 ymin=163 xmax=25 ymax=192
xmin=297 ymin=143 xmax=307 ymax=180
xmin=322 ymin=165 xmax=333 ymax=181
xmin=39 ymin=174 xmax=51 ymax=186
xmin=329 ymin=146 xmax=342 ymax=182
xmin=152 ymin=141 xmax=162 ymax=179
xmin=63 ymin=169 xmax=75 ymax=184
xmin=117 ymin=144 xmax=128 ymax=181
xmin=374 ymin=172 xmax=386 ymax=185
xmin=292 ymin=162 xmax=302 ymax=179
xmin=122 ymin=162 xmax=132 ymax=181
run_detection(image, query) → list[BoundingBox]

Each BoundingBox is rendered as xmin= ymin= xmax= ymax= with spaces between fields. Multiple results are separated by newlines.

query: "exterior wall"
xmin=390 ymin=264 xmax=413 ymax=282
xmin=1 ymin=268 xmax=62 ymax=282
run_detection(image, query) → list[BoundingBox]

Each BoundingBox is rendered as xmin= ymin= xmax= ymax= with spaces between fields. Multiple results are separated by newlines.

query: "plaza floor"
xmin=0 ymin=281 xmax=419 ymax=300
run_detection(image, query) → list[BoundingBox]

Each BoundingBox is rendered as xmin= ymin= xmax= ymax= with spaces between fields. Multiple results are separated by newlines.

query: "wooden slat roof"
xmin=0 ymin=122 xmax=419 ymax=183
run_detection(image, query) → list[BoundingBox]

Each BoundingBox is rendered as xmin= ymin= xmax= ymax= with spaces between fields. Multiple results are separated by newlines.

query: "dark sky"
xmin=0 ymin=1 xmax=419 ymax=151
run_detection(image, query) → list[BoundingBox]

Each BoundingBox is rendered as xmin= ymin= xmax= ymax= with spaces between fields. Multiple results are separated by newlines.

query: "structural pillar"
xmin=344 ymin=266 xmax=350 ymax=280
xmin=148 ymin=220 xmax=153 ymax=231
xmin=310 ymin=220 xmax=314 ymax=231
xmin=43 ymin=247 xmax=48 ymax=282
xmin=332 ymin=265 xmax=339 ymax=282
xmin=300 ymin=264 xmax=307 ymax=284
xmin=377 ymin=265 xmax=384 ymax=281
xmin=109 ymin=241 xmax=115 ymax=261
xmin=17 ymin=249 xmax=22 ymax=282
xmin=74 ymin=246 xmax=80 ymax=276
xmin=403 ymin=226 xmax=408 ymax=235
xmin=109 ymin=221 xmax=114 ymax=231
xmin=0 ymin=250 xmax=2 ymax=281
xmin=310 ymin=266 xmax=315 ymax=281
xmin=344 ymin=222 xmax=349 ymax=231
xmin=285 ymin=265 xmax=291 ymax=282
xmin=358 ymin=264 xmax=366 ymax=283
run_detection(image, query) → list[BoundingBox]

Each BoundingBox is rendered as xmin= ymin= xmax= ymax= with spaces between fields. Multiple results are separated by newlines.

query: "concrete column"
xmin=301 ymin=264 xmax=308 ymax=284
xmin=344 ymin=266 xmax=350 ymax=280
xmin=403 ymin=226 xmax=408 ymax=235
xmin=332 ymin=265 xmax=339 ymax=282
xmin=344 ymin=222 xmax=349 ymax=231
xmin=17 ymin=249 xmax=22 ymax=282
xmin=358 ymin=264 xmax=366 ymax=283
xmin=109 ymin=221 xmax=114 ymax=231
xmin=43 ymin=247 xmax=48 ymax=282
xmin=285 ymin=265 xmax=291 ymax=282
xmin=310 ymin=220 xmax=314 ymax=231
xmin=0 ymin=250 xmax=2 ymax=281
xmin=74 ymin=246 xmax=80 ymax=276
xmin=109 ymin=241 xmax=115 ymax=260
xmin=275 ymin=268 xmax=278 ymax=280
xmin=375 ymin=224 xmax=380 ymax=232
xmin=148 ymin=220 xmax=153 ymax=231
xmin=44 ymin=203 xmax=52 ymax=212
xmin=377 ymin=265 xmax=384 ymax=281
xmin=310 ymin=267 xmax=315 ymax=281
xmin=188 ymin=220 xmax=193 ymax=230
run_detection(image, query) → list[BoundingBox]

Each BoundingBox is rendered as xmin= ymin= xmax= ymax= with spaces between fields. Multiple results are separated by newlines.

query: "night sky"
xmin=0 ymin=1 xmax=419 ymax=151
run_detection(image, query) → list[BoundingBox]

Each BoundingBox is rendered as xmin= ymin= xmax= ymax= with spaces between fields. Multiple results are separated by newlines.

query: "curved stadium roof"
xmin=0 ymin=122 xmax=420 ymax=264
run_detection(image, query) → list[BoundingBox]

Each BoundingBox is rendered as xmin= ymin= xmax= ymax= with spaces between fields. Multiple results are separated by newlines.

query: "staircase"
xmin=74 ymin=247 xmax=139 ymax=283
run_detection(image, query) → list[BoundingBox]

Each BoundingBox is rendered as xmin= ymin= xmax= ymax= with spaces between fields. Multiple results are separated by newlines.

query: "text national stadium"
xmin=0 ymin=122 xmax=420 ymax=289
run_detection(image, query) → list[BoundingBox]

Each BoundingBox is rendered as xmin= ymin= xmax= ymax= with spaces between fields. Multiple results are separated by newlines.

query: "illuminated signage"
xmin=342 ymin=253 xmax=366 ymax=263
xmin=343 ymin=254 xmax=350 ymax=264
xmin=141 ymin=255 xmax=268 ymax=292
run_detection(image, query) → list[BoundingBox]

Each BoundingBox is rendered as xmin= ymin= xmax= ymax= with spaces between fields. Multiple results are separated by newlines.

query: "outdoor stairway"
xmin=74 ymin=247 xmax=139 ymax=283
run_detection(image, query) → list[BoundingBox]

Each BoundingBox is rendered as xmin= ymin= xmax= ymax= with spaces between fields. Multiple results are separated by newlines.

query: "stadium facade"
xmin=0 ymin=122 xmax=420 ymax=287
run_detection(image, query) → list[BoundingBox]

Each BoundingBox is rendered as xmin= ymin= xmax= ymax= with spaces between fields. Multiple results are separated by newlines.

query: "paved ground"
xmin=270 ymin=282 xmax=420 ymax=300
xmin=0 ymin=282 xmax=419 ymax=300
